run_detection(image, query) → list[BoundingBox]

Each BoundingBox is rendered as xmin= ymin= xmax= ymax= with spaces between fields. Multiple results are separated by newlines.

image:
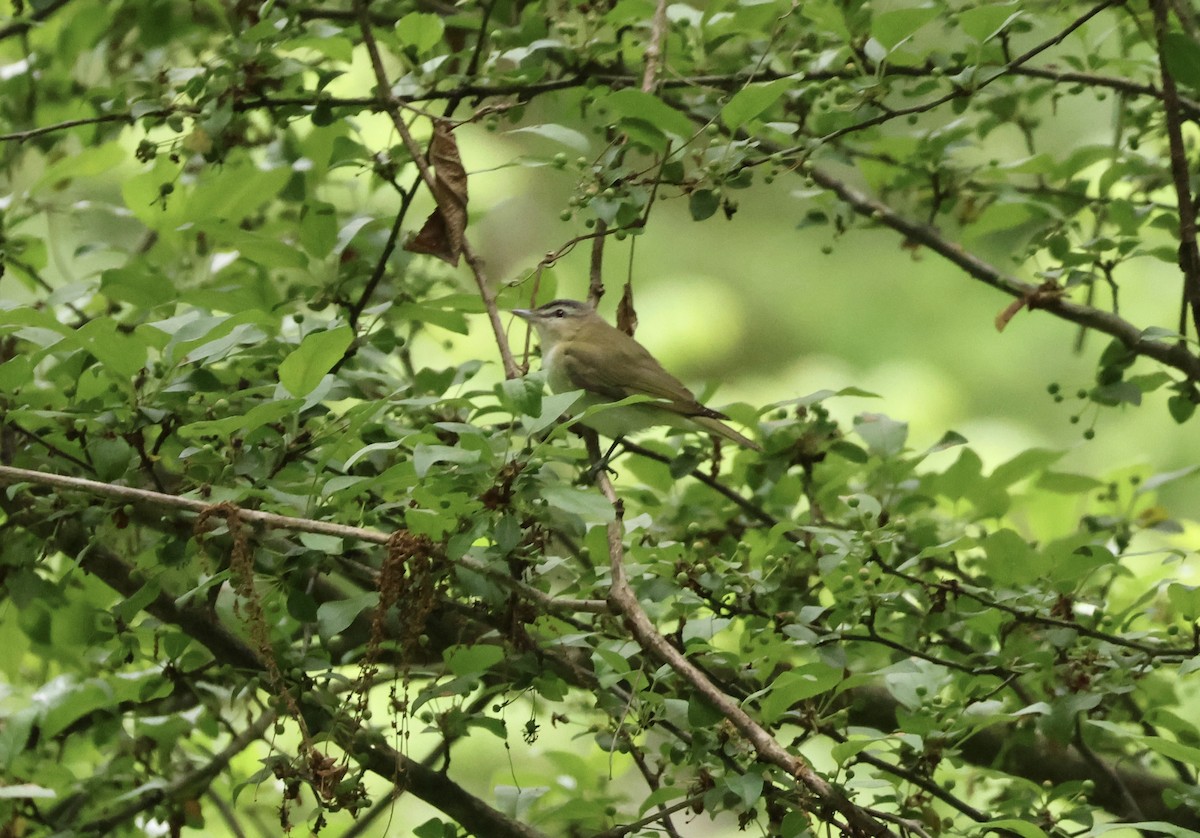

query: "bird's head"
xmin=511 ymin=299 xmax=600 ymax=348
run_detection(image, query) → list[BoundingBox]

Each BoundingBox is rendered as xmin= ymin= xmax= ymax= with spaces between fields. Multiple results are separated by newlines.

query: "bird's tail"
xmin=692 ymin=414 xmax=762 ymax=452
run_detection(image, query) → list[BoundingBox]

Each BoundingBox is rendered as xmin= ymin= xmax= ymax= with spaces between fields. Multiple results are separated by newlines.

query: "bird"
xmin=512 ymin=299 xmax=761 ymax=462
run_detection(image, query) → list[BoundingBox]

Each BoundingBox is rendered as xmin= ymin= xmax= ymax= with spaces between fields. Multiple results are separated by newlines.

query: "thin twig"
xmin=353 ymin=0 xmax=519 ymax=379
xmin=587 ymin=220 xmax=609 ymax=306
xmin=1072 ymin=717 xmax=1145 ymax=821
xmin=805 ymin=0 xmax=1122 ymax=148
xmin=594 ymin=795 xmax=703 ymax=838
xmin=345 ymin=180 xmax=421 ymax=332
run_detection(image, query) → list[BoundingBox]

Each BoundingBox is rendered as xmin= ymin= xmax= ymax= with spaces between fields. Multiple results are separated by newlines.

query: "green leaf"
xmin=317 ymin=593 xmax=378 ymax=638
xmin=524 ymin=390 xmax=580 ymax=436
xmin=981 ymin=529 xmax=1036 ymax=585
xmin=89 ymin=436 xmax=135 ymax=481
xmin=189 ymin=164 xmax=292 ymax=222
xmin=278 ymin=326 xmax=353 ymax=397
xmin=1141 ymin=733 xmax=1200 ymax=766
xmin=0 ymin=355 xmax=33 ymax=393
xmin=1136 ymin=465 xmax=1200 ymax=494
xmin=990 ymin=448 xmax=1063 ymax=486
xmin=1168 ymin=394 xmax=1196 ymax=423
xmin=413 ymin=818 xmax=455 ymax=838
xmin=1167 ymin=583 xmax=1200 ymax=621
xmin=101 ymin=264 xmax=177 ymax=309
xmin=396 ymin=12 xmax=445 ymax=53
xmin=720 ymin=79 xmax=792 ymax=130
xmin=506 ymin=124 xmax=591 ymax=153
xmin=494 ymin=784 xmax=549 ymax=820
xmin=396 ymin=303 xmax=470 ymax=334
xmin=540 ymin=484 xmax=616 ymax=522
xmin=0 ymin=784 xmax=56 ymax=799
xmin=37 ymin=676 xmax=113 ymax=738
xmin=446 ymin=644 xmax=504 ymax=677
xmin=723 ymin=772 xmax=764 ymax=808
xmin=799 ymin=0 xmax=850 ymax=38
xmin=1163 ymin=33 xmax=1200 ymax=93
xmin=689 ymin=189 xmax=720 ymax=221
xmin=76 ymin=319 xmax=148 ymax=378
xmin=759 ymin=663 xmax=841 ymax=722
xmin=853 ymin=413 xmax=907 ymax=457
xmin=35 ymin=143 xmax=126 ymax=191
xmin=983 ymin=819 xmax=1048 ymax=838
xmin=871 ymin=5 xmax=939 ymax=52
xmin=179 ymin=399 xmax=302 ymax=440
xmin=413 ymin=444 xmax=481 ymax=477
xmin=598 ymin=89 xmax=695 ymax=145
xmin=959 ymin=3 xmax=1022 ymax=42
xmin=1036 ymin=471 xmax=1104 ymax=493
xmin=299 ymin=201 xmax=338 ymax=258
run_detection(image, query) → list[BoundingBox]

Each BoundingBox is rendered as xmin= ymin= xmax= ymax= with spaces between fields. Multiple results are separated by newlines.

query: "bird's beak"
xmin=511 ymin=309 xmax=533 ymax=320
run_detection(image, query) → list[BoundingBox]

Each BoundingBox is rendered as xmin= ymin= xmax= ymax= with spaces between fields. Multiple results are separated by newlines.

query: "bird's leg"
xmin=582 ymin=435 xmax=625 ymax=483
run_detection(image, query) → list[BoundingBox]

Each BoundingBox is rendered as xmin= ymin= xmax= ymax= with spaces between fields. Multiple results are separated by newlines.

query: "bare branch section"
xmin=803 ymin=163 xmax=1200 ymax=381
xmin=641 ymin=0 xmax=670 ymax=93
xmin=0 ymin=464 xmax=390 ymax=543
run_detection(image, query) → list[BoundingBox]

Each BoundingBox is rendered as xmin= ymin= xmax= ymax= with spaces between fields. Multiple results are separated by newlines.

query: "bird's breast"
xmin=542 ymin=344 xmax=576 ymax=394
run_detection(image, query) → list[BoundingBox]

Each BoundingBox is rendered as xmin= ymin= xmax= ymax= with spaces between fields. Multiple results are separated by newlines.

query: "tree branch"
xmin=586 ymin=437 xmax=897 ymax=838
xmin=808 ymin=0 xmax=1121 ymax=147
xmin=0 ymin=491 xmax=552 ymax=838
xmin=1151 ymin=0 xmax=1200 ymax=339
xmin=353 ymin=0 xmax=520 ymax=379
xmin=0 ymin=0 xmax=71 ymax=42
xmin=79 ymin=710 xmax=278 ymax=834
xmin=640 ymin=0 xmax=669 ymax=93
xmin=801 ymin=162 xmax=1200 ymax=380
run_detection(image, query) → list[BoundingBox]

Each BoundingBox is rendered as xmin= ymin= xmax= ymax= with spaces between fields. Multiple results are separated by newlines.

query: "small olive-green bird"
xmin=513 ymin=299 xmax=761 ymax=452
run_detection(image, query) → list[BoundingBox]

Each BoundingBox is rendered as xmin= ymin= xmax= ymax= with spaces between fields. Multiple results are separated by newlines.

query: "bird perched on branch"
xmin=513 ymin=299 xmax=761 ymax=459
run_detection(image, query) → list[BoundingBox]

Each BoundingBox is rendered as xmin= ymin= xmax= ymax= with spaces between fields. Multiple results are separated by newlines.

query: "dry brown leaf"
xmin=405 ymin=121 xmax=468 ymax=266
xmin=616 ymin=281 xmax=638 ymax=336
xmin=995 ymin=297 xmax=1027 ymax=332
xmin=996 ymin=281 xmax=1063 ymax=332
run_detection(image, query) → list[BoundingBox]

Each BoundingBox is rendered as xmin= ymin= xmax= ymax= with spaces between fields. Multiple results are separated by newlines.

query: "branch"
xmin=640 ymin=0 xmax=669 ymax=93
xmin=353 ymin=0 xmax=520 ymax=379
xmin=0 ymin=0 xmax=71 ymax=42
xmin=586 ymin=438 xmax=897 ymax=838
xmin=802 ymin=163 xmax=1200 ymax=380
xmin=0 ymin=487 xmax=552 ymax=838
xmin=0 ymin=464 xmax=392 ymax=544
xmin=810 ymin=0 xmax=1121 ymax=146
xmin=1151 ymin=0 xmax=1200 ymax=338
xmin=79 ymin=710 xmax=278 ymax=834
xmin=0 ymin=464 xmax=606 ymax=620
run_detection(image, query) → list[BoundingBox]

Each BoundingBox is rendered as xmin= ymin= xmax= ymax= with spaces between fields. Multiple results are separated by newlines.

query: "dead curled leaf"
xmin=616 ymin=281 xmax=638 ymax=337
xmin=995 ymin=281 xmax=1063 ymax=332
xmin=405 ymin=121 xmax=468 ymax=266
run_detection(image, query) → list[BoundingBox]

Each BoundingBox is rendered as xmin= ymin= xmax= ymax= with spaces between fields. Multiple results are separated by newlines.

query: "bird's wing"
xmin=557 ymin=332 xmax=720 ymax=418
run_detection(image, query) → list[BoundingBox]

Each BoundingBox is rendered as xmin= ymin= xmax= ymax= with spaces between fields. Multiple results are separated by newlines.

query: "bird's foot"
xmin=580 ymin=459 xmax=619 ymax=484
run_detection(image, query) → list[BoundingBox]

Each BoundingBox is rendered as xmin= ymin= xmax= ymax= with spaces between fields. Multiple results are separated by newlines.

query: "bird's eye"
xmin=554 ymin=308 xmax=565 ymax=318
